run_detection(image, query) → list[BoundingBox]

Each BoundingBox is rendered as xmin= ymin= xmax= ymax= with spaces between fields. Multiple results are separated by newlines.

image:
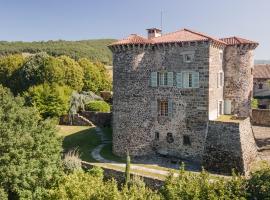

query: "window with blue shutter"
xmin=150 ymin=72 xmax=157 ymax=87
xmin=192 ymin=72 xmax=199 ymax=88
xmin=151 ymin=100 xmax=157 ymax=116
xmin=183 ymin=72 xmax=190 ymax=88
xmin=167 ymin=72 xmax=174 ymax=87
xmin=176 ymin=73 xmax=182 ymax=88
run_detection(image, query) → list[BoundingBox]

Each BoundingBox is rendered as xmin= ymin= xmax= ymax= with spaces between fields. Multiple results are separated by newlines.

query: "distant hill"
xmin=0 ymin=39 xmax=116 ymax=65
xmin=255 ymin=60 xmax=270 ymax=65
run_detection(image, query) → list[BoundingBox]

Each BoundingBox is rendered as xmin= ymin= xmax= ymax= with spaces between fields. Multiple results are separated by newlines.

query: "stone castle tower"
xmin=109 ymin=28 xmax=258 ymax=174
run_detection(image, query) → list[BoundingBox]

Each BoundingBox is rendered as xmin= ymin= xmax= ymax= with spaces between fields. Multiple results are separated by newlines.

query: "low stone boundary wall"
xmin=59 ymin=114 xmax=92 ymax=126
xmin=81 ymin=161 xmax=164 ymax=190
xmin=79 ymin=111 xmax=112 ymax=127
xmin=252 ymin=109 xmax=270 ymax=126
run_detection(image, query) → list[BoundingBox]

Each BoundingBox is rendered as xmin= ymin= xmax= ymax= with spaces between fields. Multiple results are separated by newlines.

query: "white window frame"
xmin=217 ymin=71 xmax=224 ymax=88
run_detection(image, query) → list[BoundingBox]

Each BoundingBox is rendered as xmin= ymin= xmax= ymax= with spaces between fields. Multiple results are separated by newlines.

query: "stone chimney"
xmin=146 ymin=28 xmax=162 ymax=39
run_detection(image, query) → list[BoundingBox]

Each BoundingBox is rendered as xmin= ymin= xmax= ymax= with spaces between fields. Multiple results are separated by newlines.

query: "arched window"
xmin=166 ymin=133 xmax=174 ymax=143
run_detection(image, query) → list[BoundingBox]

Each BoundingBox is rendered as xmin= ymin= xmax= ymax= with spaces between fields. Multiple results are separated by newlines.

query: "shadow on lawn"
xmin=62 ymin=127 xmax=101 ymax=162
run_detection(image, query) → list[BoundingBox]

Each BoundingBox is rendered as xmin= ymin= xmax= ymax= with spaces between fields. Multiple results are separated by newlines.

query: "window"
xmin=151 ymin=71 xmax=174 ymax=87
xmin=183 ymin=135 xmax=191 ymax=146
xmin=183 ymin=54 xmax=194 ymax=63
xmin=182 ymin=72 xmax=199 ymax=88
xmin=158 ymin=99 xmax=173 ymax=117
xmin=218 ymin=101 xmax=223 ymax=116
xmin=219 ymin=50 xmax=223 ymax=61
xmin=159 ymin=100 xmax=168 ymax=116
xmin=158 ymin=72 xmax=168 ymax=86
xmin=155 ymin=132 xmax=159 ymax=140
xmin=166 ymin=133 xmax=174 ymax=143
xmin=217 ymin=71 xmax=224 ymax=88
xmin=258 ymin=83 xmax=263 ymax=89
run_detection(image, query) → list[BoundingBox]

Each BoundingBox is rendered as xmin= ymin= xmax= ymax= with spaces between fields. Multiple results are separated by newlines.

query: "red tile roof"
xmin=254 ymin=65 xmax=270 ymax=79
xmin=110 ymin=28 xmax=226 ymax=46
xmin=110 ymin=34 xmax=152 ymax=46
xmin=152 ymin=28 xmax=226 ymax=45
xmin=220 ymin=37 xmax=258 ymax=45
xmin=109 ymin=28 xmax=258 ymax=47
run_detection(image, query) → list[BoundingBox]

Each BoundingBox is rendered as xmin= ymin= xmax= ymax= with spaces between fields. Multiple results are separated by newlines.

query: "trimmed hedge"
xmin=85 ymin=100 xmax=110 ymax=112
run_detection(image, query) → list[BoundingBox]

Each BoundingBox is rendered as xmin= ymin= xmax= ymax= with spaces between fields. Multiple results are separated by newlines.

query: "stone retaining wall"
xmin=81 ymin=161 xmax=164 ymax=190
xmin=202 ymin=118 xmax=257 ymax=175
xmin=59 ymin=114 xmax=92 ymax=126
xmin=79 ymin=111 xmax=112 ymax=127
xmin=252 ymin=109 xmax=270 ymax=126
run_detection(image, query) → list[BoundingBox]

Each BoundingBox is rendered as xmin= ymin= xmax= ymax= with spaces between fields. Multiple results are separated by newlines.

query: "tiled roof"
xmin=254 ymin=65 xmax=270 ymax=79
xmin=152 ymin=28 xmax=226 ymax=45
xmin=110 ymin=34 xmax=151 ymax=46
xmin=220 ymin=37 xmax=258 ymax=45
xmin=110 ymin=28 xmax=226 ymax=46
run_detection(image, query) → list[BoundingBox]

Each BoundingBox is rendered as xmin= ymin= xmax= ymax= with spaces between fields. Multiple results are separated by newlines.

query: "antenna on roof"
xmin=160 ymin=11 xmax=163 ymax=35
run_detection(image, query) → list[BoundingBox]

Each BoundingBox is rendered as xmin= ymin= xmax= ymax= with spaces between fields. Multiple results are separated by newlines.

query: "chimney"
xmin=146 ymin=28 xmax=162 ymax=39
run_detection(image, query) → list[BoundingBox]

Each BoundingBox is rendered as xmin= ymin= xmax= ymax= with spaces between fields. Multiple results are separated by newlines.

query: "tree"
xmin=0 ymin=54 xmax=25 ymax=90
xmin=58 ymin=55 xmax=84 ymax=91
xmin=0 ymin=85 xmax=63 ymax=199
xmin=125 ymin=152 xmax=131 ymax=185
xmin=24 ymin=83 xmax=73 ymax=118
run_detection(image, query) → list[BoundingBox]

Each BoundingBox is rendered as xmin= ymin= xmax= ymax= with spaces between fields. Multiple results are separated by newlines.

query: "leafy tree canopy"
xmin=0 ymin=85 xmax=63 ymax=199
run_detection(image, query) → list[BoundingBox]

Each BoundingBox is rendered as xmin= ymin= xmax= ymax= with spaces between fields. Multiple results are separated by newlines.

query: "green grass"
xmin=57 ymin=125 xmax=101 ymax=162
xmin=100 ymin=143 xmax=125 ymax=163
xmin=102 ymin=127 xmax=113 ymax=141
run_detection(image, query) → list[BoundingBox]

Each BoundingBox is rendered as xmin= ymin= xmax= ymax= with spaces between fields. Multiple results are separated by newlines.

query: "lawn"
xmin=57 ymin=125 xmax=101 ymax=162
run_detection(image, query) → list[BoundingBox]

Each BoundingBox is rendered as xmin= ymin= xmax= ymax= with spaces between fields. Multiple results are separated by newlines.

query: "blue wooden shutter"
xmin=176 ymin=73 xmax=182 ymax=88
xmin=167 ymin=72 xmax=174 ymax=87
xmin=168 ymin=99 xmax=173 ymax=117
xmin=150 ymin=72 xmax=157 ymax=87
xmin=192 ymin=72 xmax=199 ymax=88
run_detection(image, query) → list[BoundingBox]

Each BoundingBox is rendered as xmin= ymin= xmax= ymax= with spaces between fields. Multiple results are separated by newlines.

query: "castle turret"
xmin=221 ymin=37 xmax=258 ymax=117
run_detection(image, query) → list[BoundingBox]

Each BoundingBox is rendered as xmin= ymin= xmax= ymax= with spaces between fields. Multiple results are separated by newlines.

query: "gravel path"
xmin=90 ymin=127 xmax=178 ymax=177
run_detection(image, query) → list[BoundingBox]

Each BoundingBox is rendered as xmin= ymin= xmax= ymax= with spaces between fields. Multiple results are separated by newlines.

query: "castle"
xmin=109 ymin=28 xmax=258 ymax=174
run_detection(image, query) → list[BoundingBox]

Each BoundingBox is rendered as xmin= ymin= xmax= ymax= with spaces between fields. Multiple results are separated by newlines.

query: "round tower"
xmin=222 ymin=37 xmax=258 ymax=117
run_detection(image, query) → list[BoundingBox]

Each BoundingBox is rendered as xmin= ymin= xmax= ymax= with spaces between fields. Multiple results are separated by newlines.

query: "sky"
xmin=0 ymin=0 xmax=269 ymax=59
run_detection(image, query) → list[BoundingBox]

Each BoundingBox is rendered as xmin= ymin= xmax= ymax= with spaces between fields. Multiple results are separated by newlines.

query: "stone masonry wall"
xmin=202 ymin=118 xmax=257 ymax=175
xmin=112 ymin=42 xmax=224 ymax=161
xmin=79 ymin=111 xmax=112 ymax=127
xmin=208 ymin=45 xmax=225 ymax=120
xmin=252 ymin=109 xmax=270 ymax=126
xmin=223 ymin=46 xmax=254 ymax=117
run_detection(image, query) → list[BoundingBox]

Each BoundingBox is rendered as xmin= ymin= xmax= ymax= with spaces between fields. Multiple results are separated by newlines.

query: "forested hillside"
xmin=0 ymin=39 xmax=116 ymax=65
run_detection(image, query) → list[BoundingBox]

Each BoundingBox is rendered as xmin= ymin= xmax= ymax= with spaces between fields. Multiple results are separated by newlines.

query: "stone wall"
xmin=202 ymin=117 xmax=257 ymax=175
xmin=79 ymin=111 xmax=112 ymax=127
xmin=252 ymin=109 xmax=270 ymax=126
xmin=112 ymin=41 xmax=218 ymax=161
xmin=81 ymin=161 xmax=164 ymax=190
xmin=59 ymin=112 xmax=112 ymax=127
xmin=223 ymin=46 xmax=254 ymax=117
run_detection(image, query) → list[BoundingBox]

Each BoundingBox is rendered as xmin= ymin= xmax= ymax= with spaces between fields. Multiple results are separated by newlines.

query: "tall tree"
xmin=0 ymin=86 xmax=63 ymax=199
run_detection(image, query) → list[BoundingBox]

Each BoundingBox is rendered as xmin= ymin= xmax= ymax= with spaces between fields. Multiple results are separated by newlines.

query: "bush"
xmin=251 ymin=98 xmax=258 ymax=109
xmin=247 ymin=162 xmax=270 ymax=199
xmin=63 ymin=149 xmax=82 ymax=173
xmin=85 ymin=100 xmax=110 ymax=112
xmin=0 ymin=187 xmax=8 ymax=200
xmin=24 ymin=83 xmax=73 ymax=118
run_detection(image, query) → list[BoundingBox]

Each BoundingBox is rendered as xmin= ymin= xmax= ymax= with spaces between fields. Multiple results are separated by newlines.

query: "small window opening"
xmin=183 ymin=135 xmax=191 ymax=146
xmin=258 ymin=83 xmax=263 ymax=89
xmin=155 ymin=132 xmax=159 ymax=140
xmin=158 ymin=100 xmax=168 ymax=116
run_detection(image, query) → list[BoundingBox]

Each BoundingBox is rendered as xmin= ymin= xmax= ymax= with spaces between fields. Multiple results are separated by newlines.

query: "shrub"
xmin=63 ymin=149 xmax=82 ymax=173
xmin=85 ymin=100 xmax=110 ymax=112
xmin=247 ymin=163 xmax=270 ymax=199
xmin=24 ymin=83 xmax=73 ymax=118
xmin=251 ymin=98 xmax=258 ymax=109
xmin=0 ymin=187 xmax=8 ymax=200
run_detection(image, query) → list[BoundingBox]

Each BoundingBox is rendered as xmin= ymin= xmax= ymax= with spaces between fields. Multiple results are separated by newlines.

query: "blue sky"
xmin=0 ymin=0 xmax=269 ymax=59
